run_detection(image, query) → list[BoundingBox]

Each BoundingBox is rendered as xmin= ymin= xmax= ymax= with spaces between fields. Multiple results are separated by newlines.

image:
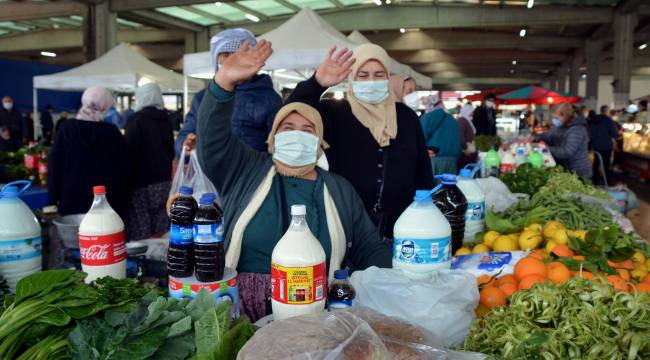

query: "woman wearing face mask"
xmin=196 ymin=40 xmax=392 ymax=322
xmin=389 ymin=75 xmax=421 ymax=113
xmin=535 ymin=102 xmax=592 ymax=177
xmin=286 ymin=44 xmax=433 ymax=241
xmin=48 ymin=86 xmax=131 ymax=219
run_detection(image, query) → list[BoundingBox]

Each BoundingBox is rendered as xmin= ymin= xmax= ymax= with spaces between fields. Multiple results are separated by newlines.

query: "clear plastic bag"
xmin=350 ymin=267 xmax=479 ymax=347
xmin=475 ymin=177 xmax=525 ymax=212
xmin=169 ymin=147 xmax=218 ymax=204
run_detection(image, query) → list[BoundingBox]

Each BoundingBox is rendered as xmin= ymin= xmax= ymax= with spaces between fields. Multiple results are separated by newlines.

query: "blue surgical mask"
xmin=352 ymin=80 xmax=389 ymax=104
xmin=551 ymin=118 xmax=562 ymax=127
xmin=273 ymin=130 xmax=319 ymax=167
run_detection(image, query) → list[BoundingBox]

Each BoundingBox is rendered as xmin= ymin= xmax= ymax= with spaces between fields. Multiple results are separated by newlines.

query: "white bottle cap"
xmin=291 ymin=205 xmax=307 ymax=216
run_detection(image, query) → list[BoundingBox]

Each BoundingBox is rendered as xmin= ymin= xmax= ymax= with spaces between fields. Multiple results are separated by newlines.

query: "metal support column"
xmin=569 ymin=55 xmax=580 ymax=96
xmin=83 ymin=1 xmax=116 ymax=61
xmin=613 ymin=12 xmax=637 ymax=109
xmin=585 ymin=40 xmax=601 ymax=110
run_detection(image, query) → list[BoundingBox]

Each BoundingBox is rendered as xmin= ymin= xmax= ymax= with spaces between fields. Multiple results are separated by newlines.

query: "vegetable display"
xmin=462 ymin=277 xmax=650 ymax=359
xmin=499 ymin=164 xmax=561 ymax=196
xmin=475 ymin=135 xmax=502 ymax=152
xmin=531 ymin=172 xmax=611 ymax=202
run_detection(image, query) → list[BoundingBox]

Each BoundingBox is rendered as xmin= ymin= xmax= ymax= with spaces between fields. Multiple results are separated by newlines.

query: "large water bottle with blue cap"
xmin=393 ymin=186 xmax=452 ymax=279
xmin=432 ymin=174 xmax=468 ymax=254
xmin=457 ymin=164 xmax=486 ymax=242
xmin=0 ymin=181 xmax=42 ymax=291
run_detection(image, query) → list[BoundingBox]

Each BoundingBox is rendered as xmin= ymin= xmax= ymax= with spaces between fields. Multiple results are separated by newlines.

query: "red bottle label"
xmin=24 ymin=154 xmax=39 ymax=169
xmin=38 ymin=163 xmax=47 ymax=175
xmin=271 ymin=262 xmax=326 ymax=305
xmin=79 ymin=231 xmax=126 ymax=266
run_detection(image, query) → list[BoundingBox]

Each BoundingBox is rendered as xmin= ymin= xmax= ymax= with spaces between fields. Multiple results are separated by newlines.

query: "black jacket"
xmin=0 ymin=109 xmax=23 ymax=148
xmin=286 ymin=76 xmax=434 ymax=238
xmin=472 ymin=105 xmax=497 ymax=136
xmin=124 ymin=107 xmax=174 ymax=188
xmin=48 ymin=119 xmax=131 ymax=218
xmin=588 ymin=114 xmax=618 ymax=152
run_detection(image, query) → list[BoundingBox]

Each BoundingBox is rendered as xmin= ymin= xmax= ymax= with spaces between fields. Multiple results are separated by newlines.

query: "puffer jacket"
xmin=537 ymin=116 xmax=592 ymax=177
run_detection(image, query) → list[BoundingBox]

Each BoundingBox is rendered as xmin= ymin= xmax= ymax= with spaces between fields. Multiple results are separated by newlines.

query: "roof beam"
xmin=430 ymin=77 xmax=542 ymax=85
xmin=391 ymin=49 xmax=568 ymax=64
xmin=327 ymin=0 xmax=344 ymax=9
xmin=112 ymin=0 xmax=219 ymax=12
xmin=415 ymin=62 xmax=553 ymax=74
xmin=367 ymin=30 xmax=584 ymax=51
xmin=121 ymin=10 xmax=204 ymax=32
xmin=226 ymin=2 xmax=269 ymax=21
xmin=274 ymin=0 xmax=301 ymax=12
xmin=0 ymin=29 xmax=187 ymax=52
xmin=180 ymin=5 xmax=232 ymax=25
xmin=0 ymin=1 xmax=86 ymax=21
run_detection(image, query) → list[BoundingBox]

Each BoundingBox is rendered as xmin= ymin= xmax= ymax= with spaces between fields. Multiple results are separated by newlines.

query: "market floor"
xmin=626 ymin=180 xmax=650 ymax=241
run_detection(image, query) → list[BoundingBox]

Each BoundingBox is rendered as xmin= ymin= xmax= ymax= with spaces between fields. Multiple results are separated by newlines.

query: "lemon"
xmin=525 ymin=223 xmax=542 ymax=233
xmin=455 ymin=247 xmax=472 ymax=256
xmin=571 ymin=230 xmax=587 ymax=241
xmin=631 ymin=263 xmax=648 ymax=280
xmin=545 ymin=240 xmax=558 ymax=253
xmin=483 ymin=231 xmax=500 ymax=248
xmin=549 ymin=228 xmax=569 ymax=245
xmin=518 ymin=230 xmax=543 ymax=250
xmin=472 ymin=244 xmax=490 ymax=253
xmin=492 ymin=235 xmax=519 ymax=252
xmin=508 ymin=233 xmax=520 ymax=241
xmin=645 ymin=259 xmax=650 ymax=269
xmin=632 ymin=251 xmax=646 ymax=264
xmin=543 ymin=221 xmax=564 ymax=239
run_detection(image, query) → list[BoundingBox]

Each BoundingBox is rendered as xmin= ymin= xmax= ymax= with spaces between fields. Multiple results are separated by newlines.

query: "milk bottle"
xmin=457 ymin=164 xmax=485 ymax=242
xmin=271 ymin=205 xmax=326 ymax=320
xmin=0 ymin=181 xmax=42 ymax=292
xmin=78 ymin=186 xmax=126 ymax=283
xmin=393 ymin=187 xmax=452 ymax=279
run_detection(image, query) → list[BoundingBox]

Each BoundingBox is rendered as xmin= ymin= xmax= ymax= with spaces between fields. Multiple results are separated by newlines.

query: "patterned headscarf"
xmin=76 ymin=86 xmax=113 ymax=122
xmin=210 ymin=28 xmax=257 ymax=71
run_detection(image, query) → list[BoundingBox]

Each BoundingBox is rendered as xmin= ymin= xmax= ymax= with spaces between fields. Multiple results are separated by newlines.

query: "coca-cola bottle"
xmin=78 ymin=185 xmax=127 ymax=283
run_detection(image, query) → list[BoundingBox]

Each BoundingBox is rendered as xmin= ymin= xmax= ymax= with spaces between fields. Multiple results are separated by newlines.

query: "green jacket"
xmin=197 ymin=81 xmax=391 ymax=272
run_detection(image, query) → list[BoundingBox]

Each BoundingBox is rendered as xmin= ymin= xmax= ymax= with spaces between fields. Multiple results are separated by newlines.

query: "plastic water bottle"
xmin=193 ymin=193 xmax=225 ymax=282
xmin=168 ymin=186 xmax=198 ymax=278
xmin=500 ymin=151 xmax=516 ymax=174
xmin=528 ymin=150 xmax=544 ymax=168
xmin=393 ymin=187 xmax=452 ymax=279
xmin=432 ymin=175 xmax=468 ymax=254
xmin=327 ymin=269 xmax=355 ymax=311
xmin=484 ymin=149 xmax=501 ymax=177
xmin=515 ymin=143 xmax=527 ymax=167
xmin=457 ymin=164 xmax=486 ymax=242
xmin=0 ymin=181 xmax=42 ymax=292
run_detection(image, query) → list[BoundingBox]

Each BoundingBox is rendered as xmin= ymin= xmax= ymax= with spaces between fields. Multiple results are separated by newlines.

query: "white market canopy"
xmin=34 ymin=43 xmax=204 ymax=93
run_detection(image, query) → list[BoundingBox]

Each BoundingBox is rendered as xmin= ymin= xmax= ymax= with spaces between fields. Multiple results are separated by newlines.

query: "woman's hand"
xmin=315 ymin=46 xmax=355 ymax=88
xmin=215 ymin=40 xmax=273 ymax=92
xmin=183 ymin=133 xmax=196 ymax=153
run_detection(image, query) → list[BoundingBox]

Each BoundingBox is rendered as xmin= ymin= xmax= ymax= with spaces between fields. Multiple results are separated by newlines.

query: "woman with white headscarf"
xmin=457 ymin=103 xmax=477 ymax=168
xmin=286 ymin=44 xmax=433 ymax=242
xmin=48 ymin=86 xmax=131 ymax=219
xmin=124 ymin=83 xmax=174 ymax=240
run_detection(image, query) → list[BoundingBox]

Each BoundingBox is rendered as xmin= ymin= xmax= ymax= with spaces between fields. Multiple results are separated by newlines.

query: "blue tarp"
xmin=0 ymin=58 xmax=82 ymax=113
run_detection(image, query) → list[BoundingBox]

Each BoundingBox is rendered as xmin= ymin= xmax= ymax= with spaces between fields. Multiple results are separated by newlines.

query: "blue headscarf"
xmin=209 ymin=28 xmax=257 ymax=71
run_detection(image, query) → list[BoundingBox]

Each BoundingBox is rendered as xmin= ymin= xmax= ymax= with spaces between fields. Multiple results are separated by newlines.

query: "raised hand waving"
xmin=215 ymin=39 xmax=273 ymax=91
xmin=315 ymin=46 xmax=356 ymax=88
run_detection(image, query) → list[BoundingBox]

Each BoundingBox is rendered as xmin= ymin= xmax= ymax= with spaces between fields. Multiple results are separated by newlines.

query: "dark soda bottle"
xmin=168 ymin=186 xmax=198 ymax=278
xmin=193 ymin=192 xmax=225 ymax=282
xmin=432 ymin=174 xmax=468 ymax=254
xmin=327 ymin=269 xmax=356 ymax=310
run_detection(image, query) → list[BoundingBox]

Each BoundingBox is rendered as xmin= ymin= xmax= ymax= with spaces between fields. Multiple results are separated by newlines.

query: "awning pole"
xmin=183 ymin=75 xmax=189 ymax=116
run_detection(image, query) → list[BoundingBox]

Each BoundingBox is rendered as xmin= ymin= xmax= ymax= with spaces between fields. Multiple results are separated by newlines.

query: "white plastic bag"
xmin=350 ymin=267 xmax=480 ymax=346
xmin=475 ymin=177 xmax=525 ymax=212
xmin=169 ymin=148 xmax=218 ymax=204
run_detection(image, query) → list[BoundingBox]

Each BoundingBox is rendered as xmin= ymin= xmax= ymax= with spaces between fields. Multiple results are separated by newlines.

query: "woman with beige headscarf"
xmin=196 ymin=40 xmax=391 ymax=322
xmin=48 ymin=86 xmax=131 ymax=219
xmin=286 ymin=44 xmax=433 ymax=241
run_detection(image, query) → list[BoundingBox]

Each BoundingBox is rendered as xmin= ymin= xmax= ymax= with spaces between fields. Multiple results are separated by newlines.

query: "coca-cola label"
xmin=24 ymin=154 xmax=39 ymax=169
xmin=79 ymin=231 xmax=126 ymax=266
xmin=38 ymin=163 xmax=47 ymax=175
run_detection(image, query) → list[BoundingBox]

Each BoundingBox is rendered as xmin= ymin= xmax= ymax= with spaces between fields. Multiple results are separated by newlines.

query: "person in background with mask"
xmin=175 ymin=28 xmax=281 ymax=157
xmin=124 ymin=83 xmax=174 ymax=240
xmin=196 ymin=40 xmax=391 ymax=322
xmin=472 ymin=94 xmax=497 ymax=136
xmin=0 ymin=96 xmax=23 ymax=149
xmin=286 ymin=44 xmax=433 ymax=242
xmin=457 ymin=103 xmax=477 ymax=168
xmin=49 ymin=86 xmax=131 ymax=220
xmin=535 ymin=102 xmax=591 ymax=178
xmin=388 ymin=75 xmax=420 ymax=113
xmin=419 ymin=93 xmax=462 ymax=175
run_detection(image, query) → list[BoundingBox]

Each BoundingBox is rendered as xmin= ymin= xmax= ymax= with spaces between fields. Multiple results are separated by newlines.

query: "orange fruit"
xmin=475 ymin=304 xmax=490 ymax=318
xmin=499 ymin=282 xmax=518 ymax=297
xmin=480 ymin=287 xmax=507 ymax=309
xmin=514 ymin=257 xmax=548 ymax=281
xmin=642 ymin=274 xmax=650 ymax=284
xmin=551 ymin=245 xmax=575 ymax=258
xmin=616 ymin=269 xmax=631 ymax=282
xmin=607 ymin=259 xmax=635 ymax=270
xmin=519 ymin=275 xmax=546 ymax=290
xmin=605 ymin=275 xmax=629 ymax=292
xmin=497 ymin=274 xmax=518 ymax=286
xmin=634 ymin=283 xmax=650 ymax=293
xmin=477 ymin=274 xmax=496 ymax=288
xmin=573 ymin=270 xmax=595 ymax=280
xmin=529 ymin=250 xmax=547 ymax=261
xmin=572 ymin=255 xmax=586 ymax=261
xmin=546 ymin=262 xmax=571 ymax=284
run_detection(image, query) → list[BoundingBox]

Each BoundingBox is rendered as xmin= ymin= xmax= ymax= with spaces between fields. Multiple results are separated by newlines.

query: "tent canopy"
xmin=498 ymin=85 xmax=581 ymax=105
xmin=34 ymin=43 xmax=203 ymax=93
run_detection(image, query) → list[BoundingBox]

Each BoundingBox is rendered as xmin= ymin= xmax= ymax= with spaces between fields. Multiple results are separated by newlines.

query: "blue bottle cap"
xmin=334 ymin=269 xmax=349 ymax=280
xmin=199 ymin=192 xmax=216 ymax=205
xmin=413 ymin=184 xmax=443 ymax=201
xmin=179 ymin=186 xmax=193 ymax=196
xmin=437 ymin=174 xmax=457 ymax=185
xmin=459 ymin=163 xmax=479 ymax=178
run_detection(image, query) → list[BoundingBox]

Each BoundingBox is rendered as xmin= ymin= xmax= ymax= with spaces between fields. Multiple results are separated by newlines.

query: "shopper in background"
xmin=580 ymin=105 xmax=590 ymax=121
xmin=124 ymin=83 xmax=174 ymax=240
xmin=175 ymin=28 xmax=281 ymax=157
xmin=48 ymin=86 xmax=131 ymax=220
xmin=388 ymin=75 xmax=419 ymax=113
xmin=286 ymin=44 xmax=433 ymax=241
xmin=54 ymin=112 xmax=69 ymax=136
xmin=588 ymin=105 xmax=618 ymax=185
xmin=196 ymin=40 xmax=391 ymax=321
xmin=104 ymin=106 xmax=122 ymax=129
xmin=40 ymin=104 xmax=54 ymax=145
xmin=0 ymin=126 xmax=14 ymax=152
xmin=419 ymin=93 xmax=462 ymax=175
xmin=472 ymin=94 xmax=497 ymax=136
xmin=535 ymin=102 xmax=592 ymax=178
xmin=457 ymin=103 xmax=477 ymax=169
xmin=0 ymin=96 xmax=23 ymax=150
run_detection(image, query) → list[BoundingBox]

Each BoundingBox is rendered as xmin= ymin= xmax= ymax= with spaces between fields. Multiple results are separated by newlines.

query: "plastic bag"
xmin=169 ymin=147 xmax=218 ymax=204
xmin=475 ymin=177 xmax=525 ymax=212
xmin=350 ymin=267 xmax=479 ymax=346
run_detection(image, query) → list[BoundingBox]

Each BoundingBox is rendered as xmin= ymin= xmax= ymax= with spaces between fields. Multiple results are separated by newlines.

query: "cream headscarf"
xmin=266 ymin=102 xmax=330 ymax=177
xmin=135 ymin=83 xmax=164 ymax=111
xmin=77 ymin=86 xmax=113 ymax=122
xmin=389 ymin=74 xmax=405 ymax=103
xmin=346 ymin=44 xmax=397 ymax=147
